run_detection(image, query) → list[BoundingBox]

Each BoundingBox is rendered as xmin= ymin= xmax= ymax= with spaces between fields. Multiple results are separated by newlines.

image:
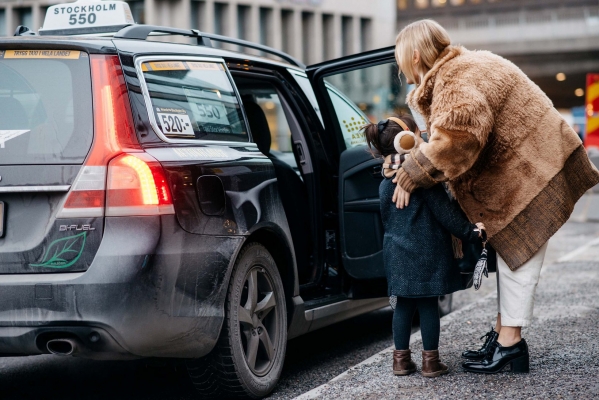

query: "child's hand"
xmin=475 ymin=222 xmax=486 ymax=237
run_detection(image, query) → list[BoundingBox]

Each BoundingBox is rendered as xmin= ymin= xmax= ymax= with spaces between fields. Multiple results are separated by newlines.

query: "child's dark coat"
xmin=380 ymin=178 xmax=480 ymax=297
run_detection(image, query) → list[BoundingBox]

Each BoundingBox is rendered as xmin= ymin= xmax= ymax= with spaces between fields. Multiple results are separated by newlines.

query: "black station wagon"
xmin=0 ymin=2 xmax=452 ymax=398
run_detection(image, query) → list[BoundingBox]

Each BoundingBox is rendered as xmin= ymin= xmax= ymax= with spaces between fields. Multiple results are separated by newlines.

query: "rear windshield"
xmin=0 ymin=50 xmax=93 ymax=165
xmin=141 ymin=60 xmax=248 ymax=142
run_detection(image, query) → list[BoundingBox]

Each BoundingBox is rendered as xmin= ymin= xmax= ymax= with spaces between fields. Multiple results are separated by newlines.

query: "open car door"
xmin=306 ymin=47 xmax=409 ymax=283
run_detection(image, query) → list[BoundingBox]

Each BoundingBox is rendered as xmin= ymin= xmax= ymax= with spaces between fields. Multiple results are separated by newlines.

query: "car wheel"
xmin=438 ymin=294 xmax=453 ymax=316
xmin=187 ymin=242 xmax=287 ymax=399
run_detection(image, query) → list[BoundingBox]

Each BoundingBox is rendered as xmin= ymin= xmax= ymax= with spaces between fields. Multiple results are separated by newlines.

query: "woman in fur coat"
xmin=392 ymin=20 xmax=599 ymax=374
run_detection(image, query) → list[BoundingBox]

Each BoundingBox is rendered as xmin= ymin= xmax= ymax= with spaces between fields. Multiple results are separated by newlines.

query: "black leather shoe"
xmin=462 ymin=339 xmax=529 ymax=374
xmin=461 ymin=328 xmax=498 ymax=361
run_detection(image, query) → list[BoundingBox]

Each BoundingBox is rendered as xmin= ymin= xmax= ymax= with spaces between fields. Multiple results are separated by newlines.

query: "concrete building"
xmin=0 ymin=0 xmax=397 ymax=65
xmin=396 ymin=0 xmax=599 ymax=109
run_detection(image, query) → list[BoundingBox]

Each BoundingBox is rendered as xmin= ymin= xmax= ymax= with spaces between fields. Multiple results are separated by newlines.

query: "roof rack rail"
xmin=114 ymin=25 xmax=305 ymax=68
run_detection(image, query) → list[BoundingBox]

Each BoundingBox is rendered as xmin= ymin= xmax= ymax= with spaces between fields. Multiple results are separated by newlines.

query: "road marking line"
xmin=557 ymin=236 xmax=599 ymax=263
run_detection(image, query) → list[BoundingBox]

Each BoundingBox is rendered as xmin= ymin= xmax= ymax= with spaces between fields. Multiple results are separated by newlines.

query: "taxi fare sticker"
xmin=2 ymin=50 xmax=81 ymax=59
xmin=156 ymin=108 xmax=195 ymax=136
xmin=187 ymin=62 xmax=222 ymax=71
xmin=145 ymin=61 xmax=187 ymax=71
xmin=142 ymin=61 xmax=221 ymax=72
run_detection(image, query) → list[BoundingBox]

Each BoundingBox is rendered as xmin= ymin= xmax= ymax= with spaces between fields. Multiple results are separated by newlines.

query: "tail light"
xmin=106 ymin=153 xmax=173 ymax=216
xmin=58 ymin=55 xmax=174 ymax=218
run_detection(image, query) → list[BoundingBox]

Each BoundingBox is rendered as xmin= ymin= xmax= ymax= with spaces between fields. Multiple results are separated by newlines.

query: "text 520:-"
xmin=161 ymin=114 xmax=187 ymax=133
xmin=69 ymin=13 xmax=97 ymax=25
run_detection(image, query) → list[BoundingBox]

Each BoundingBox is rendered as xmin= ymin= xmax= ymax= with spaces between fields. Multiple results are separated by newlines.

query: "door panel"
xmin=306 ymin=48 xmax=405 ymax=281
xmin=339 ymin=145 xmax=384 ymax=279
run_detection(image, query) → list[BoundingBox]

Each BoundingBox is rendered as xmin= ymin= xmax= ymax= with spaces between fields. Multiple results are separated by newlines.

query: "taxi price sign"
xmin=156 ymin=108 xmax=195 ymax=137
xmin=39 ymin=0 xmax=134 ymax=35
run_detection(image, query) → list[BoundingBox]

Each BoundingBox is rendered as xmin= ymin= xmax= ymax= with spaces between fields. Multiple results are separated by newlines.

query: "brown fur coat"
xmin=395 ymin=45 xmax=599 ymax=270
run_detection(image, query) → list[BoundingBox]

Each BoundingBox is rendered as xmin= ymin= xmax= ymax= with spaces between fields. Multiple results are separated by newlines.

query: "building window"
xmin=341 ymin=16 xmax=353 ymax=56
xmin=237 ymin=5 xmax=250 ymax=41
xmin=259 ymin=7 xmax=272 ymax=47
xmin=302 ymin=12 xmax=314 ymax=64
xmin=322 ymin=14 xmax=334 ymax=60
xmin=214 ymin=2 xmax=228 ymax=47
xmin=281 ymin=9 xmax=293 ymax=54
xmin=190 ymin=0 xmax=200 ymax=30
xmin=432 ymin=0 xmax=448 ymax=6
xmin=127 ymin=1 xmax=145 ymax=24
xmin=0 ymin=9 xmax=6 ymax=36
xmin=360 ymin=18 xmax=372 ymax=52
xmin=15 ymin=7 xmax=33 ymax=29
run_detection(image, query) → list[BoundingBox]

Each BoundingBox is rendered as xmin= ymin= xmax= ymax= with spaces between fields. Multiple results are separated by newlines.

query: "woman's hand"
xmin=392 ymin=180 xmax=411 ymax=209
xmin=475 ymin=222 xmax=486 ymax=237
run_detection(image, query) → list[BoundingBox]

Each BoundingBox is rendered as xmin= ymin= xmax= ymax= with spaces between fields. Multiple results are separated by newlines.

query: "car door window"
xmin=325 ymin=84 xmax=369 ymax=149
xmin=139 ymin=59 xmax=248 ymax=142
xmin=237 ymin=82 xmax=298 ymax=170
xmin=319 ymin=60 xmax=413 ymax=150
xmin=324 ymin=61 xmax=410 ymax=122
xmin=288 ymin=70 xmax=324 ymax=126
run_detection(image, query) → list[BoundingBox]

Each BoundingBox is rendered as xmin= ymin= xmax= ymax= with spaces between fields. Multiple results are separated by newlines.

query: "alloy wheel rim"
xmin=238 ymin=266 xmax=278 ymax=376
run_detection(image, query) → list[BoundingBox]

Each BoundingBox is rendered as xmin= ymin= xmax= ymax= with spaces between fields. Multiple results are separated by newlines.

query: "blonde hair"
xmin=395 ymin=20 xmax=451 ymax=84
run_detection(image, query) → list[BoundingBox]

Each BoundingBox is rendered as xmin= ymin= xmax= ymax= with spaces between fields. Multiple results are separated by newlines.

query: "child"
xmin=364 ymin=115 xmax=485 ymax=377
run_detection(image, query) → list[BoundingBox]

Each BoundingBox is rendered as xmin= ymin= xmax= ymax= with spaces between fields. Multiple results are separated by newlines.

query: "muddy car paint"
xmin=0 ymin=38 xmax=300 ymax=360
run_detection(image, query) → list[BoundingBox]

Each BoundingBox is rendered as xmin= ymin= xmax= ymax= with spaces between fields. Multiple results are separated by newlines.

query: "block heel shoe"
xmin=510 ymin=354 xmax=530 ymax=373
xmin=393 ymin=350 xmax=416 ymax=376
xmin=462 ymin=339 xmax=530 ymax=374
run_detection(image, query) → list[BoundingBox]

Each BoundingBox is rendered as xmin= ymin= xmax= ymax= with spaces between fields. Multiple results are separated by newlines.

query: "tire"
xmin=187 ymin=242 xmax=287 ymax=399
xmin=438 ymin=294 xmax=453 ymax=316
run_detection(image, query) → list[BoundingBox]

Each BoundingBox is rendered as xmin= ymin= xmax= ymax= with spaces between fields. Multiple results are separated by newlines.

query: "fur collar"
xmin=407 ymin=45 xmax=466 ymax=121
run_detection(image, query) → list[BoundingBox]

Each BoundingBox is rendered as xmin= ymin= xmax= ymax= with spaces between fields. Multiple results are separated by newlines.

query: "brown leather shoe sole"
xmin=421 ymin=368 xmax=449 ymax=378
xmin=393 ymin=368 xmax=416 ymax=376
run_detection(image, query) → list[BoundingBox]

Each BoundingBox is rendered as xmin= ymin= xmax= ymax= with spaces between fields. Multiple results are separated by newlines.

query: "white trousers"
xmin=496 ymin=242 xmax=548 ymax=327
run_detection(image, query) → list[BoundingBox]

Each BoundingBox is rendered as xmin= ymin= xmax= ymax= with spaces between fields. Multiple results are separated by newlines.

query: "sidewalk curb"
xmin=293 ymin=288 xmax=499 ymax=400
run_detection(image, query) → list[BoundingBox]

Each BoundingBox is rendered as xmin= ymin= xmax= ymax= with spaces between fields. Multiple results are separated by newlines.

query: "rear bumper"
xmin=0 ymin=215 xmax=243 ymax=359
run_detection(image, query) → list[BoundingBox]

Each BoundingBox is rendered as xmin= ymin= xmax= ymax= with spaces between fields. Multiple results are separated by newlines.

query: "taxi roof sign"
xmin=39 ymin=0 xmax=135 ymax=36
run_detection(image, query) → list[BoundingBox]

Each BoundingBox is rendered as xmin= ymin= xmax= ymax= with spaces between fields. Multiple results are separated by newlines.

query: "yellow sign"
xmin=146 ymin=61 xmax=187 ymax=71
xmin=186 ymin=62 xmax=221 ymax=71
xmin=2 ymin=50 xmax=81 ymax=59
xmin=142 ymin=61 xmax=222 ymax=72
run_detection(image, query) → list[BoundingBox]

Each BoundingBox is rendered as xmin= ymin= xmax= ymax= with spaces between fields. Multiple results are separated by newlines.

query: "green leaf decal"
xmin=30 ymin=231 xmax=87 ymax=269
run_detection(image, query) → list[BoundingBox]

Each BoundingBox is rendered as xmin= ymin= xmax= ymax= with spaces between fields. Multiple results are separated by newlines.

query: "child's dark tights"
xmin=393 ymin=296 xmax=440 ymax=351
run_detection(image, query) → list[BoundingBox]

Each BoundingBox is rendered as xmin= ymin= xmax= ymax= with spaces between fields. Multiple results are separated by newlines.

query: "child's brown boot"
xmin=421 ymin=350 xmax=449 ymax=377
xmin=393 ymin=349 xmax=416 ymax=375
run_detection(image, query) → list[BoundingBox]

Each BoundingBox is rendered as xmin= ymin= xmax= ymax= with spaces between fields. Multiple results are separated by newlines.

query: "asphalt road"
xmin=295 ymin=220 xmax=599 ymax=399
xmin=1 ymin=219 xmax=597 ymax=400
xmin=0 ymin=278 xmax=492 ymax=400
